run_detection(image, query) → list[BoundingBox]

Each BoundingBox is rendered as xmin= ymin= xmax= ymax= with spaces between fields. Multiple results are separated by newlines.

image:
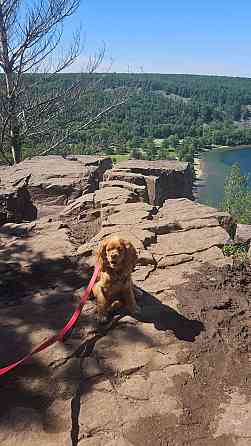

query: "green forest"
xmin=23 ymin=73 xmax=251 ymax=162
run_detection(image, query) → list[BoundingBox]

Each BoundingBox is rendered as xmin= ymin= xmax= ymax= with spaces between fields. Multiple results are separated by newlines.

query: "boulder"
xmin=0 ymin=176 xmax=37 ymax=226
xmin=0 ymin=155 xmax=112 ymax=210
xmin=113 ymin=159 xmax=193 ymax=205
xmin=234 ymin=224 xmax=251 ymax=243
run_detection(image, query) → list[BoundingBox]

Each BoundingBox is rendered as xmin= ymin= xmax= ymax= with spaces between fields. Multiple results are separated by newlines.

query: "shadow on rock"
xmin=134 ymin=288 xmax=204 ymax=342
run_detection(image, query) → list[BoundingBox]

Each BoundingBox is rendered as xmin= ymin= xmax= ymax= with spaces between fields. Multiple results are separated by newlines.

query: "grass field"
xmin=111 ymin=154 xmax=130 ymax=163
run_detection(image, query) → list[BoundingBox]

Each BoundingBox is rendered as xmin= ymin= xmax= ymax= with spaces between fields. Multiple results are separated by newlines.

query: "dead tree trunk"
xmin=9 ymin=96 xmax=21 ymax=164
xmin=0 ymin=5 xmax=21 ymax=164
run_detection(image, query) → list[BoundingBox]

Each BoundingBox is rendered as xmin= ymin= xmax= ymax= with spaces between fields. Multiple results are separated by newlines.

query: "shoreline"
xmin=201 ymin=144 xmax=251 ymax=152
xmin=193 ymin=157 xmax=205 ymax=180
xmin=193 ymin=143 xmax=251 ymax=184
xmin=194 ymin=143 xmax=251 ymax=180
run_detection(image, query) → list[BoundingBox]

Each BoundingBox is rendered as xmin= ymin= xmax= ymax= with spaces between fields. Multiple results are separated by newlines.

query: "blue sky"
xmin=64 ymin=0 xmax=251 ymax=77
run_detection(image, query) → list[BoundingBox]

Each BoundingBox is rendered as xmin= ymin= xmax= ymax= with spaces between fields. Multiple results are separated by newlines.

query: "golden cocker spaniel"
xmin=92 ymin=237 xmax=140 ymax=322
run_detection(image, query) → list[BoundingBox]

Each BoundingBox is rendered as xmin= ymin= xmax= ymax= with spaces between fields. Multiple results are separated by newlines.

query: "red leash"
xmin=0 ymin=264 xmax=100 ymax=377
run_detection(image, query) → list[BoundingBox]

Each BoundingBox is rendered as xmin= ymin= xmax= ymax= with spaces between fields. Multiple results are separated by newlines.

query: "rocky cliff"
xmin=0 ymin=157 xmax=249 ymax=446
xmin=104 ymin=159 xmax=193 ymax=205
xmin=0 ymin=155 xmax=112 ymax=215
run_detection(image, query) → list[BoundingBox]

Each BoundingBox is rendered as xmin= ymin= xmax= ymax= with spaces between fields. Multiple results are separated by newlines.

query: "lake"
xmin=196 ymin=146 xmax=251 ymax=207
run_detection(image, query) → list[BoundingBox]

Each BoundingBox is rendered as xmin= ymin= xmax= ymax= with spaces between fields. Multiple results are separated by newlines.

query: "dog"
xmin=92 ymin=237 xmax=140 ymax=323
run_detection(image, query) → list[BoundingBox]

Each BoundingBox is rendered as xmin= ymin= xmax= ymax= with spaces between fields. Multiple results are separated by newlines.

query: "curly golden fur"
xmin=92 ymin=237 xmax=139 ymax=322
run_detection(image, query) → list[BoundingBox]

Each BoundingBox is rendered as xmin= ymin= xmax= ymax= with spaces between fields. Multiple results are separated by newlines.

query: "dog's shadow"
xmin=112 ymin=287 xmax=204 ymax=343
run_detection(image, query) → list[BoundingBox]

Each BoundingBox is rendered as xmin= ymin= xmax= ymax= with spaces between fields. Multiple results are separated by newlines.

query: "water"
xmin=196 ymin=146 xmax=251 ymax=207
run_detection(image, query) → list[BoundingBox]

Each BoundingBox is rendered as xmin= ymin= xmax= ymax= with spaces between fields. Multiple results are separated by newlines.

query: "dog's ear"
xmin=124 ymin=240 xmax=138 ymax=272
xmin=96 ymin=239 xmax=109 ymax=271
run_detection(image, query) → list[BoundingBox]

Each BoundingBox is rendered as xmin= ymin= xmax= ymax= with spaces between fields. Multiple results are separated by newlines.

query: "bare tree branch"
xmin=0 ymin=0 xmax=130 ymax=165
xmin=38 ymin=99 xmax=127 ymax=156
xmin=0 ymin=0 xmax=82 ymax=163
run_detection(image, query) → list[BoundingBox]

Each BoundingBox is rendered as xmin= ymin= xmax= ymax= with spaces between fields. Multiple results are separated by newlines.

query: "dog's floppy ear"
xmin=124 ymin=240 xmax=138 ymax=272
xmin=96 ymin=239 xmax=109 ymax=271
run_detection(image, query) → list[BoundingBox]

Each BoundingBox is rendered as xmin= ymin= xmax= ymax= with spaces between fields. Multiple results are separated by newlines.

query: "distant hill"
xmin=22 ymin=73 xmax=251 ymax=154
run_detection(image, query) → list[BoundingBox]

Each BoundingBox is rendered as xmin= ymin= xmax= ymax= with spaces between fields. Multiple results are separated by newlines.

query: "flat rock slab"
xmin=103 ymin=202 xmax=154 ymax=227
xmin=235 ymin=223 xmax=251 ymax=243
xmin=0 ymin=217 xmax=82 ymax=306
xmin=156 ymin=198 xmax=236 ymax=237
xmin=157 ymin=198 xmax=232 ymax=224
xmin=150 ymin=226 xmax=229 ymax=256
xmin=141 ymin=262 xmax=200 ymax=292
xmin=0 ymin=221 xmax=36 ymax=239
xmin=100 ymin=180 xmax=147 ymax=200
xmin=193 ymin=245 xmax=232 ymax=266
xmin=156 ymin=253 xmax=194 ymax=268
xmin=115 ymin=159 xmax=189 ymax=175
xmin=78 ymin=438 xmax=134 ymax=446
xmin=104 ymin=169 xmax=147 ymax=186
xmin=174 ymin=216 xmax=220 ymax=231
xmin=144 ymin=247 xmax=229 ymax=292
xmin=138 ymin=198 xmax=234 ymax=235
xmin=113 ymin=160 xmax=193 ymax=205
xmin=0 ymin=219 xmax=75 ymax=267
xmin=60 ymin=192 xmax=95 ymax=218
xmin=0 ymin=155 xmax=112 ymax=207
xmin=92 ymin=226 xmax=156 ymax=248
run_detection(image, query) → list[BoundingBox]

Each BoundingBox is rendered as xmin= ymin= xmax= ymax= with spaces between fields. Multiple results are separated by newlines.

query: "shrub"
xmin=222 ymin=242 xmax=247 ymax=257
xmin=221 ymin=163 xmax=251 ymax=224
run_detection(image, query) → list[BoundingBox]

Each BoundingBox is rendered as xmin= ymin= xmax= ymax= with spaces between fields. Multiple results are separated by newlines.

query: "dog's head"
xmin=97 ymin=237 xmax=137 ymax=273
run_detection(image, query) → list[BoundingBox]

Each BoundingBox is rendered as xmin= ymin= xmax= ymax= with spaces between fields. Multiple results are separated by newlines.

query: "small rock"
xmin=235 ymin=224 xmax=251 ymax=243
